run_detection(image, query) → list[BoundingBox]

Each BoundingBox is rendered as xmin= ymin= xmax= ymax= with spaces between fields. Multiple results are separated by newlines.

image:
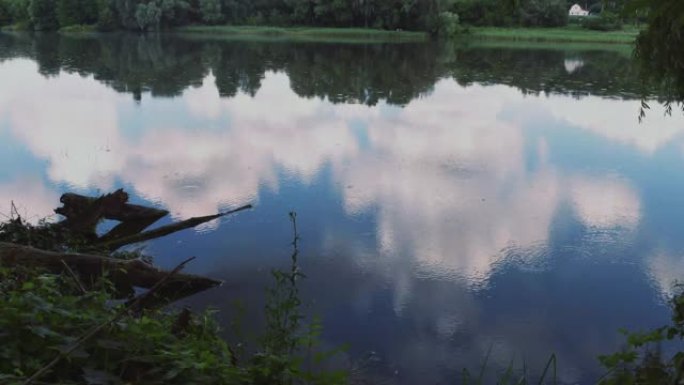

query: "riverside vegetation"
xmin=0 ymin=0 xmax=657 ymax=39
xmin=0 ymin=191 xmax=346 ymax=385
xmin=3 ymin=194 xmax=684 ymax=384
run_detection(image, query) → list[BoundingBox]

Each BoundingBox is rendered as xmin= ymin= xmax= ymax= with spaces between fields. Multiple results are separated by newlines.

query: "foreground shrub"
xmin=0 ymin=212 xmax=347 ymax=385
xmin=0 ymin=267 xmax=240 ymax=384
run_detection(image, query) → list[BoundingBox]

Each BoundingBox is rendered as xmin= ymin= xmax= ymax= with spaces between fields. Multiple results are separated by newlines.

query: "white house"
xmin=569 ymin=4 xmax=589 ymax=16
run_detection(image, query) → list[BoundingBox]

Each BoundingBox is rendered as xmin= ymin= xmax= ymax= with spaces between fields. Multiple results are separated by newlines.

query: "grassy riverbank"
xmin=469 ymin=26 xmax=640 ymax=44
xmin=177 ymin=25 xmax=428 ymax=42
xmin=179 ymin=24 xmax=638 ymax=44
xmin=5 ymin=24 xmax=638 ymax=45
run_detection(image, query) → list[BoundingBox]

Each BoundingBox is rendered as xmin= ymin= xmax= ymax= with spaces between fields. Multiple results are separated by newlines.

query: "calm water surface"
xmin=1 ymin=33 xmax=683 ymax=384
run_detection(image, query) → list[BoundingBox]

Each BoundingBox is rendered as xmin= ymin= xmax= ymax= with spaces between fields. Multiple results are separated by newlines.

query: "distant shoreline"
xmin=175 ymin=25 xmax=428 ymax=43
xmin=2 ymin=24 xmax=640 ymax=45
xmin=174 ymin=25 xmax=641 ymax=45
xmin=468 ymin=26 xmax=640 ymax=44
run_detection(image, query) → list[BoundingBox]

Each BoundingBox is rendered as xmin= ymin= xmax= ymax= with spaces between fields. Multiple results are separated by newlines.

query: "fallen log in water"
xmin=0 ymin=189 xmax=253 ymax=307
xmin=97 ymin=204 xmax=253 ymax=251
xmin=0 ymin=242 xmax=222 ymax=305
xmin=55 ymin=189 xmax=169 ymax=242
xmin=54 ymin=189 xmax=252 ymax=251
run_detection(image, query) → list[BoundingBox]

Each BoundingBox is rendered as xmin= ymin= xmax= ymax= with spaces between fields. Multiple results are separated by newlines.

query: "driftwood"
xmin=55 ymin=189 xmax=169 ymax=243
xmin=0 ymin=242 xmax=221 ymax=303
xmin=53 ymin=189 xmax=254 ymax=252
xmin=1 ymin=190 xmax=253 ymax=384
xmin=2 ymin=189 xmax=252 ymax=307
xmin=97 ymin=204 xmax=253 ymax=251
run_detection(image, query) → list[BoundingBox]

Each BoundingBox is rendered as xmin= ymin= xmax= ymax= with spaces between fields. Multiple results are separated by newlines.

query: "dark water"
xmin=1 ymin=32 xmax=683 ymax=384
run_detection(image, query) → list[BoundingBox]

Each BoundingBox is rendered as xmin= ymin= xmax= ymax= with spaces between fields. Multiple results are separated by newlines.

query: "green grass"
xmin=0 ymin=22 xmax=31 ymax=31
xmin=59 ymin=24 xmax=97 ymax=33
xmin=177 ymin=25 xmax=428 ymax=43
xmin=468 ymin=25 xmax=641 ymax=44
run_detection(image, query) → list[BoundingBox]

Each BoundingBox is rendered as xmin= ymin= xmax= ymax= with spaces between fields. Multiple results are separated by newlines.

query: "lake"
xmin=1 ymin=32 xmax=683 ymax=384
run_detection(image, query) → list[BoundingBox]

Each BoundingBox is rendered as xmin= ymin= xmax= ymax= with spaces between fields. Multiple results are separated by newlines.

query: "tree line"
xmin=0 ymin=0 xmax=635 ymax=33
xmin=0 ymin=0 xmax=462 ymax=34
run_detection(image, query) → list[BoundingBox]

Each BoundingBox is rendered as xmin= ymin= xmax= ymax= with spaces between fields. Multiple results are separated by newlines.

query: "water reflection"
xmin=0 ymin=33 xmax=683 ymax=384
xmin=0 ymin=33 xmax=658 ymax=104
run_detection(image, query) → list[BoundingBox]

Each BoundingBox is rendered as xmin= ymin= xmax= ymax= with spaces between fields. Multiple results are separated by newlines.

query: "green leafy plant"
xmin=0 ymin=212 xmax=347 ymax=384
xmin=597 ymin=286 xmax=684 ymax=384
xmin=245 ymin=212 xmax=348 ymax=385
xmin=0 ymin=266 xmax=241 ymax=384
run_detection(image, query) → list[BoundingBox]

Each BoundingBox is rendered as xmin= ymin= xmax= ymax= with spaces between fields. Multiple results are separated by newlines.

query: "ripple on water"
xmin=573 ymin=226 xmax=638 ymax=264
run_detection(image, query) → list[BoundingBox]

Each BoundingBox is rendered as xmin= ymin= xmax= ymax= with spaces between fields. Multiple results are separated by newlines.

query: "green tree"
xmin=630 ymin=0 xmax=684 ymax=111
xmin=434 ymin=10 xmax=460 ymax=36
xmin=135 ymin=1 xmax=161 ymax=30
xmin=3 ymin=0 xmax=30 ymax=24
xmin=199 ymin=0 xmax=222 ymax=23
xmin=518 ymin=0 xmax=568 ymax=27
xmin=29 ymin=0 xmax=58 ymax=29
xmin=113 ymin=0 xmax=139 ymax=29
xmin=96 ymin=0 xmax=118 ymax=30
xmin=0 ymin=0 xmax=11 ymax=24
xmin=284 ymin=0 xmax=314 ymax=24
xmin=158 ymin=0 xmax=190 ymax=27
xmin=56 ymin=0 xmax=96 ymax=26
xmin=56 ymin=0 xmax=78 ymax=25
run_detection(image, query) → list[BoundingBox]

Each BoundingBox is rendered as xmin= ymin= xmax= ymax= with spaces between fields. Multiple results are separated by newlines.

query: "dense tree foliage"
xmin=0 ymin=0 xmax=650 ymax=32
xmin=0 ymin=0 xmax=617 ymax=32
xmin=56 ymin=0 xmax=97 ymax=27
xmin=451 ymin=0 xmax=636 ymax=28
xmin=0 ymin=1 xmax=10 ymax=24
xmin=28 ymin=0 xmax=58 ymax=30
xmin=0 ymin=0 xmax=463 ymax=32
xmin=454 ymin=0 xmax=568 ymax=27
xmin=631 ymin=0 xmax=684 ymax=110
xmin=518 ymin=0 xmax=567 ymax=26
xmin=1 ymin=0 xmax=30 ymax=25
xmin=199 ymin=0 xmax=223 ymax=24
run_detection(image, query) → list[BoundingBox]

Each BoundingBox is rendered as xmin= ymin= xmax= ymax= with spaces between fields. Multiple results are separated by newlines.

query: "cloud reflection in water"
xmin=0 ymin=53 xmax=682 ymax=384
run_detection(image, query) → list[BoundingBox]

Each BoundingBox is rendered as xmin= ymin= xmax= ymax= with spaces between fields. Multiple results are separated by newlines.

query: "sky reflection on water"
xmin=1 ymin=36 xmax=684 ymax=383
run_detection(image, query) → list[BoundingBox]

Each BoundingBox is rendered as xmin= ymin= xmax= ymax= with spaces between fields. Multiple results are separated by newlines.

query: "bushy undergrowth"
xmin=0 ymin=266 xmax=239 ymax=384
xmin=0 ymin=213 xmax=347 ymax=385
xmin=0 ymin=217 xmax=83 ymax=252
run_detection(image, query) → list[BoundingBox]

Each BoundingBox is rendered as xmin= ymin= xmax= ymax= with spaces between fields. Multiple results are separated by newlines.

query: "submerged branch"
xmin=0 ymin=242 xmax=221 ymax=302
xmin=97 ymin=204 xmax=253 ymax=251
